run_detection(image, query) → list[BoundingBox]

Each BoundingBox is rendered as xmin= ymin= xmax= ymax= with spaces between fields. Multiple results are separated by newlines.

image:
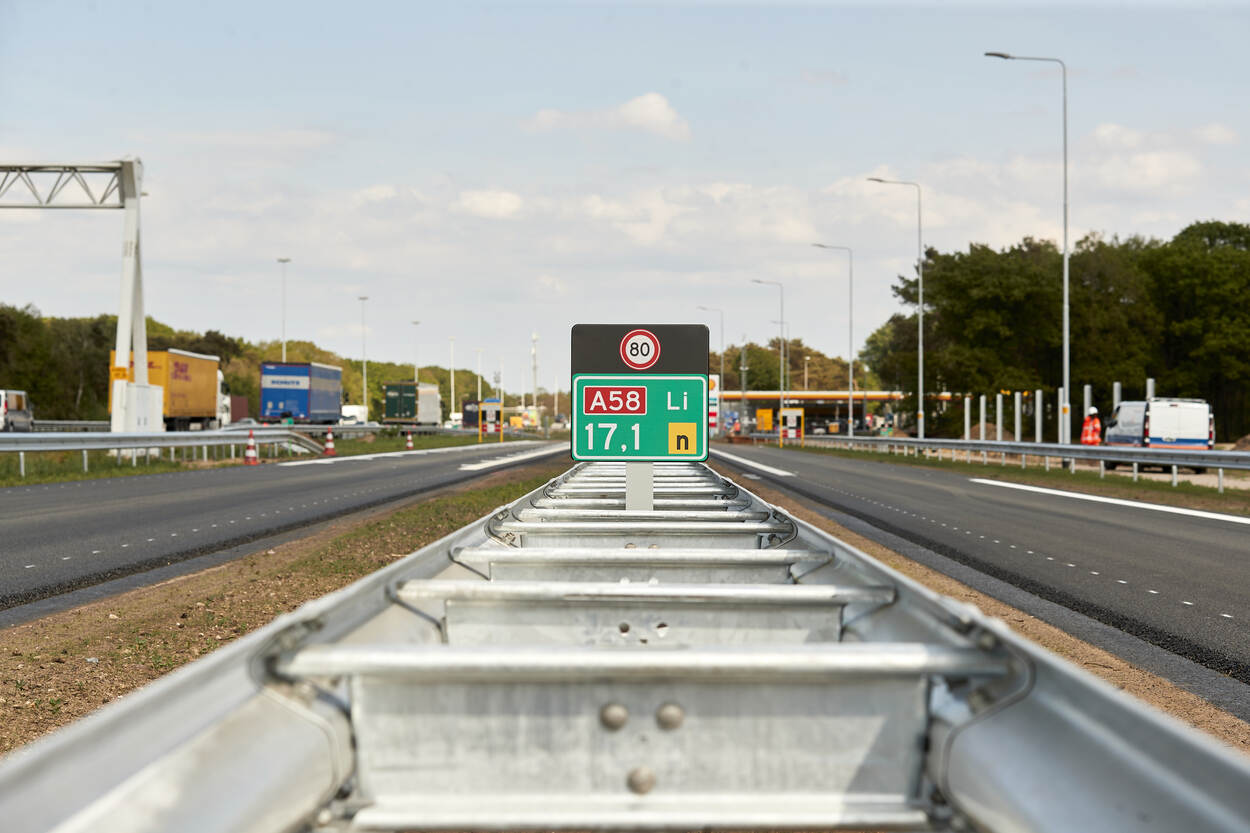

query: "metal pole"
xmin=277 ymin=258 xmax=291 ymax=362
xmin=19 ymin=451 xmax=25 ymax=478
xmin=1014 ymin=391 xmax=1022 ymax=441
xmin=82 ymin=449 xmax=88 ymax=473
xmin=477 ymin=348 xmax=483 ymax=404
xmin=1113 ymin=381 xmax=1122 ymax=409
xmin=812 ymin=245 xmax=854 ymax=438
xmin=964 ymin=396 xmax=971 ymax=441
xmin=1146 ymin=377 xmax=1155 ymax=400
xmin=1035 ymin=389 xmax=1043 ymax=443
xmin=358 ymin=296 xmax=369 ymax=422
xmin=996 ymin=393 xmax=1003 ymax=442
xmin=985 ymin=53 xmax=1068 ymax=444
xmin=625 ymin=461 xmax=653 ymax=511
xmin=450 ymin=338 xmax=456 ymax=421
xmin=412 ymin=321 xmax=421 ymax=385
xmin=979 ymin=395 xmax=987 ymax=441
xmin=1083 ymin=384 xmax=1092 ymax=426
xmin=1058 ymin=387 xmax=1065 ymax=444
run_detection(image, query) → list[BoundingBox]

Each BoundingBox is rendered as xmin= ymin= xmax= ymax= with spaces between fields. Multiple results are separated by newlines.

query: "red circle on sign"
xmin=619 ymin=329 xmax=661 ymax=370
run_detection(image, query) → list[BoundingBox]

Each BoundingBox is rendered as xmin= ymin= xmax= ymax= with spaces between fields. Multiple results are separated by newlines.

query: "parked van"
xmin=1103 ymin=398 xmax=1213 ymax=471
xmin=0 ymin=389 xmax=33 ymax=431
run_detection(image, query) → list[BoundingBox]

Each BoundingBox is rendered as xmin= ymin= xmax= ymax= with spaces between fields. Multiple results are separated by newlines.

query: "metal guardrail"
xmin=31 ymin=419 xmax=111 ymax=432
xmin=0 ymin=428 xmax=323 ymax=477
xmin=1 ymin=461 xmax=1247 ymax=832
xmin=745 ymin=432 xmax=1249 ymax=490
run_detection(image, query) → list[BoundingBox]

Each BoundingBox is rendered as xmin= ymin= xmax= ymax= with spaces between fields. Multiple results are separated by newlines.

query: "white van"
xmin=0 ymin=389 xmax=33 ymax=432
xmin=1103 ymin=398 xmax=1213 ymax=471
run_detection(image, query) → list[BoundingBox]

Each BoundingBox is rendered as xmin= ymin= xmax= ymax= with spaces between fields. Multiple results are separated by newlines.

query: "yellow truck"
xmin=109 ymin=349 xmax=232 ymax=430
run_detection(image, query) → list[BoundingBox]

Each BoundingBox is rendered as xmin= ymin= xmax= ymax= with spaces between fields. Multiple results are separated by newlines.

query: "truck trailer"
xmin=109 ymin=349 xmax=231 ymax=430
xmin=383 ymin=381 xmax=442 ymax=425
xmin=260 ymin=362 xmax=343 ymax=424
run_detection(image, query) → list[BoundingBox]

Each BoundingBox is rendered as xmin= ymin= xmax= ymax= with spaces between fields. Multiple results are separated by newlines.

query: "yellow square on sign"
xmin=667 ymin=422 xmax=697 ymax=454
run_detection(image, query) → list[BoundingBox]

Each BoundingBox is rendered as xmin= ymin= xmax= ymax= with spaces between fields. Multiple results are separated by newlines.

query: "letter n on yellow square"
xmin=667 ymin=422 xmax=697 ymax=454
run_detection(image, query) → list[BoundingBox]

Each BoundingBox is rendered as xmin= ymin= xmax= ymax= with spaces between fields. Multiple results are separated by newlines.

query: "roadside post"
xmin=571 ymin=324 xmax=709 ymax=511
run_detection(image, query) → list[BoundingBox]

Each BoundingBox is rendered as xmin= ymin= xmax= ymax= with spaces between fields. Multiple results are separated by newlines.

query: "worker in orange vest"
xmin=1080 ymin=406 xmax=1102 ymax=445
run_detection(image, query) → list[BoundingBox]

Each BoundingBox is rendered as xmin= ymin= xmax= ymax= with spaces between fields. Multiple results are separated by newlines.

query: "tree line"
xmin=859 ymin=221 xmax=1250 ymax=441
xmin=0 ymin=306 xmax=501 ymax=423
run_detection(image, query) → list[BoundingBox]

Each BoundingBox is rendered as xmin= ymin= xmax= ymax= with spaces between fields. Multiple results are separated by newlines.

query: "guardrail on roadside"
xmin=742 ymin=432 xmax=1249 ymax=492
xmin=0 ymin=428 xmax=323 ymax=478
xmin=31 ymin=419 xmax=112 ymax=432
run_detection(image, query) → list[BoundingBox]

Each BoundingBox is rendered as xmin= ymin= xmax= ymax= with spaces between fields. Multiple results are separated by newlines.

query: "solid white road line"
xmin=709 ymin=449 xmax=795 ymax=478
xmin=970 ymin=478 xmax=1250 ymax=527
xmin=458 ymin=445 xmax=566 ymax=471
xmin=277 ymin=440 xmax=545 ymax=466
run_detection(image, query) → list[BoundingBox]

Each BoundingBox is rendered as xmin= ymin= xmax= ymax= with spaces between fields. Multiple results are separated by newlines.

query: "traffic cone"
xmin=405 ymin=432 xmax=414 ymax=451
xmin=244 ymin=430 xmax=259 ymax=466
xmin=324 ymin=428 xmax=337 ymax=457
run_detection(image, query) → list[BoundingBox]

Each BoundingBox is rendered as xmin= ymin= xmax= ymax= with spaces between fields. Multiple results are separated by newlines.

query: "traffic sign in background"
xmin=570 ymin=324 xmax=709 ymax=462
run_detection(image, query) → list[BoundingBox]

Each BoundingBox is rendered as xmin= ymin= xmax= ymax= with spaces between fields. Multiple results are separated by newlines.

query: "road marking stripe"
xmin=970 ymin=478 xmax=1250 ymax=527
xmin=709 ymin=449 xmax=795 ymax=477
xmin=278 ymin=440 xmax=545 ymax=467
xmin=458 ymin=445 xmax=566 ymax=471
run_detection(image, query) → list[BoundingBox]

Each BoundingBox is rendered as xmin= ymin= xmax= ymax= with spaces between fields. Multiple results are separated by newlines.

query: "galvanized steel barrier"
xmin=31 ymin=419 xmax=111 ymax=432
xmin=0 ymin=427 xmax=323 ymax=476
xmin=750 ymin=432 xmax=1250 ymax=491
xmin=1 ymin=461 xmax=1248 ymax=832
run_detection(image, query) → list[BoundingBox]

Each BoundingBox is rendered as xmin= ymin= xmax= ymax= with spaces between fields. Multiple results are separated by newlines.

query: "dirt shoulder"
xmin=0 ymin=460 xmax=568 ymax=756
xmin=711 ymin=462 xmax=1250 ymax=753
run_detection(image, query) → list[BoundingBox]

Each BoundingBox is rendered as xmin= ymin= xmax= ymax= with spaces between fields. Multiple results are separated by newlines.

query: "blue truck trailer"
xmin=260 ymin=362 xmax=343 ymax=423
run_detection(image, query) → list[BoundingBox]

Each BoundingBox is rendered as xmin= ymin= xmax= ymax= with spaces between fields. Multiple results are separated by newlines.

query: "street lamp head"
xmin=867 ymin=177 xmax=885 ymax=183
xmin=277 ymin=257 xmax=291 ymax=264
xmin=984 ymin=51 xmax=1013 ymax=59
xmin=358 ymin=296 xmax=368 ymax=301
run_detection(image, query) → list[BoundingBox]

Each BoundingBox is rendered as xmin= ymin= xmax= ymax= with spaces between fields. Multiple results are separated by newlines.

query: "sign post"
xmin=571 ymin=324 xmax=709 ymax=511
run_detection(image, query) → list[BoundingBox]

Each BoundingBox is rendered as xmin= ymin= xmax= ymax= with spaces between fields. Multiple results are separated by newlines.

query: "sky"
xmin=1 ymin=1 xmax=1247 ymax=395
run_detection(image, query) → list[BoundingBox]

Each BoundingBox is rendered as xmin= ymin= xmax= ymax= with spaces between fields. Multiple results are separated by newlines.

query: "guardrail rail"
xmin=1 ymin=461 xmax=1247 ymax=832
xmin=745 ymin=432 xmax=1250 ymax=492
xmin=1 ymin=427 xmax=323 ymax=477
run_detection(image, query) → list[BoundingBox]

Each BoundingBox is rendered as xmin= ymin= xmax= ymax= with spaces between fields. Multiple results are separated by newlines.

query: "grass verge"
xmin=772 ymin=441 xmax=1250 ymax=518
xmin=0 ymin=460 xmax=568 ymax=756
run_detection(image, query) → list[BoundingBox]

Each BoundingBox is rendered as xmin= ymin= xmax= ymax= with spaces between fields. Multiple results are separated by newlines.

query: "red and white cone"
xmin=244 ymin=430 xmax=259 ymax=466
xmin=324 ymin=428 xmax=337 ymax=457
xmin=405 ymin=432 xmax=414 ymax=451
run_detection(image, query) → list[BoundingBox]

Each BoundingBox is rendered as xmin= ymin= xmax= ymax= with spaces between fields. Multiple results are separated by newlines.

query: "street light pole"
xmin=751 ymin=280 xmax=785 ymax=433
xmin=813 ymin=243 xmax=855 ymax=437
xmin=277 ymin=258 xmax=291 ymax=362
xmin=867 ymin=178 xmax=924 ymax=438
xmin=985 ymin=51 xmax=1070 ymax=443
xmin=476 ymin=348 xmax=483 ymax=403
xmin=411 ymin=321 xmax=421 ymax=385
xmin=449 ymin=338 xmax=456 ymax=422
xmin=358 ymin=296 xmax=368 ymax=421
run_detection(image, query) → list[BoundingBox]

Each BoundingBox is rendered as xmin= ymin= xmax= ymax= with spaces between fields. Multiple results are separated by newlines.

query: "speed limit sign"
xmin=619 ymin=329 xmax=661 ymax=370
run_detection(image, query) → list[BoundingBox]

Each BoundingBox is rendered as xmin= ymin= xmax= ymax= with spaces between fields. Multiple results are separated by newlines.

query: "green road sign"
xmin=571 ymin=374 xmax=708 ymax=461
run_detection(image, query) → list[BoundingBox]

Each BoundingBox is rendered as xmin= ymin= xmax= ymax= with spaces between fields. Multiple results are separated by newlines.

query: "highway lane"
xmin=712 ymin=444 xmax=1250 ymax=679
xmin=0 ymin=441 xmax=566 ymax=608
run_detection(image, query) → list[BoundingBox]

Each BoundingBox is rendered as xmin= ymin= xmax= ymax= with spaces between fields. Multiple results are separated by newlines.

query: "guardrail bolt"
xmin=976 ymin=632 xmax=998 ymax=651
xmin=627 ymin=766 xmax=657 ymax=794
xmin=599 ymin=702 xmax=628 ymax=730
xmin=655 ymin=702 xmax=684 ymax=730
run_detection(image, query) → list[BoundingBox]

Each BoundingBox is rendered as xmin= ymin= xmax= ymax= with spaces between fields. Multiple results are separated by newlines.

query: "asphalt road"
xmin=712 ymin=444 xmax=1250 ymax=681
xmin=0 ymin=441 xmax=565 ymax=609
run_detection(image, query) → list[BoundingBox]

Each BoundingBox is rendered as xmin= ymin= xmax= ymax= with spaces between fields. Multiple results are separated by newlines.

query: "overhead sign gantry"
xmin=0 ymin=160 xmax=159 ymax=433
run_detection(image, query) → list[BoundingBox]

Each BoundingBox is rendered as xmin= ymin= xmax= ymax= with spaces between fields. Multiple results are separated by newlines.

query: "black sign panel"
xmin=571 ymin=324 xmax=709 ymax=375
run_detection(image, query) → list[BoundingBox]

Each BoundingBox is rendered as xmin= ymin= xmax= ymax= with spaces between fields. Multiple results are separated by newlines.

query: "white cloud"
xmin=800 ymin=68 xmax=848 ymax=87
xmin=1093 ymin=149 xmax=1202 ymax=192
xmin=1092 ymin=123 xmax=1145 ymax=150
xmin=453 ymin=189 xmax=523 ymax=219
xmin=524 ymin=93 xmax=691 ymax=142
xmin=1194 ymin=123 xmax=1237 ymax=145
